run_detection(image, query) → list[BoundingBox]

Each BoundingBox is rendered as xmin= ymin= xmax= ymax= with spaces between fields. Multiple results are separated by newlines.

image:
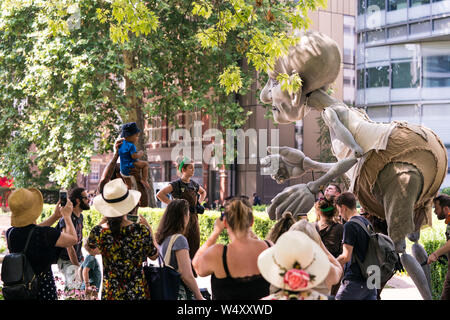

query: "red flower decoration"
xmin=283 ymin=269 xmax=310 ymax=290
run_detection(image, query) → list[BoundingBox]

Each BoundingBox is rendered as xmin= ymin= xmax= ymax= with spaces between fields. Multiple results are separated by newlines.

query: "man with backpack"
xmin=334 ymin=192 xmax=378 ymax=300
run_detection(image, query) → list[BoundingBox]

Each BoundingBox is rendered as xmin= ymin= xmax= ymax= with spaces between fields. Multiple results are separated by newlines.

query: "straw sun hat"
xmin=93 ymin=178 xmax=141 ymax=218
xmin=9 ymin=188 xmax=44 ymax=227
xmin=257 ymin=230 xmax=330 ymax=292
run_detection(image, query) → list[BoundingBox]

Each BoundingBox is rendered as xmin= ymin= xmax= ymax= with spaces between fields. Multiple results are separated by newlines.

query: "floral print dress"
xmin=88 ymin=223 xmax=157 ymax=300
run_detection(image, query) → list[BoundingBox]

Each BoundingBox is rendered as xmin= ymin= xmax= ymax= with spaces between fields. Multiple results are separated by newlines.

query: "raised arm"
xmin=98 ymin=138 xmax=123 ymax=193
xmin=307 ymin=156 xmax=358 ymax=194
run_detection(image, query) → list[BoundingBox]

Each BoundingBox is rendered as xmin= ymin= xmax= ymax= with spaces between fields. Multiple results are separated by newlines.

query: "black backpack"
xmin=350 ymin=219 xmax=398 ymax=286
xmin=1 ymin=227 xmax=39 ymax=300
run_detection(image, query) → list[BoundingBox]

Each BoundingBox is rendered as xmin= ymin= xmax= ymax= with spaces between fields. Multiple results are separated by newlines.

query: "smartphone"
xmin=59 ymin=190 xmax=67 ymax=206
xmin=127 ymin=214 xmax=139 ymax=223
xmin=219 ymin=206 xmax=225 ymax=221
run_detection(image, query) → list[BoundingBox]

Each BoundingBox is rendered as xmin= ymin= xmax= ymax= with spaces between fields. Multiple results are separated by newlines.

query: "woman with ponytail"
xmin=266 ymin=211 xmax=296 ymax=243
xmin=192 ymin=199 xmax=272 ymax=300
xmin=87 ymin=179 xmax=158 ymax=300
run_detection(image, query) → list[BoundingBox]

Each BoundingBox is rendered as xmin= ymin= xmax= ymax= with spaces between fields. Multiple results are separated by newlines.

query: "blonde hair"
xmin=225 ymin=200 xmax=253 ymax=233
xmin=289 ymin=219 xmax=321 ymax=244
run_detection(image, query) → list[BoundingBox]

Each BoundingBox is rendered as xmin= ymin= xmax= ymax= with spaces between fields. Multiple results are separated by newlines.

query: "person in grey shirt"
xmin=155 ymin=199 xmax=204 ymax=300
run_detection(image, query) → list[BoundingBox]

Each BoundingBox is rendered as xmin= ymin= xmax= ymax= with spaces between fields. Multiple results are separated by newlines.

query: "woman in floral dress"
xmin=88 ymin=178 xmax=158 ymax=300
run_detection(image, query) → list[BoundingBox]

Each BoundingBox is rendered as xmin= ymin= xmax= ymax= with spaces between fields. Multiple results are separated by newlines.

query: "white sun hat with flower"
xmin=257 ymin=230 xmax=330 ymax=292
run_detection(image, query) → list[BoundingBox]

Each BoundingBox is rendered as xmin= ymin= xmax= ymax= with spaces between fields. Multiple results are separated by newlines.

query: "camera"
xmin=200 ymin=288 xmax=211 ymax=300
xmin=59 ymin=190 xmax=67 ymax=206
xmin=195 ymin=203 xmax=205 ymax=214
xmin=127 ymin=214 xmax=139 ymax=223
xmin=219 ymin=206 xmax=225 ymax=221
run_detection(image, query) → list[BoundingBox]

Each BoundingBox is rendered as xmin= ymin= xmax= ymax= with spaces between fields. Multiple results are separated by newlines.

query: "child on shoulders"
xmin=119 ymin=122 xmax=150 ymax=189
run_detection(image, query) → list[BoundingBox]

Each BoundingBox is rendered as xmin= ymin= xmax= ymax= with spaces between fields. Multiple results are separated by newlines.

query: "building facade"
xmin=356 ymin=0 xmax=450 ymax=187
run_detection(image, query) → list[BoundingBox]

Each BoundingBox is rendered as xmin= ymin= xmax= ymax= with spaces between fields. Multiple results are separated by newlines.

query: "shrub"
xmin=441 ymin=187 xmax=450 ymax=196
xmin=423 ymin=240 xmax=448 ymax=300
xmin=39 ymin=205 xmax=276 ymax=245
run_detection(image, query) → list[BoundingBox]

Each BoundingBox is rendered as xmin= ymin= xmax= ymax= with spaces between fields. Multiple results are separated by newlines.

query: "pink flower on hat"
xmin=283 ymin=269 xmax=310 ymax=290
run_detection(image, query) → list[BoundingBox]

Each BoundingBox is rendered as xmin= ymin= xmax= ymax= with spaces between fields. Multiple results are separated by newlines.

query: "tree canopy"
xmin=0 ymin=0 xmax=325 ymax=190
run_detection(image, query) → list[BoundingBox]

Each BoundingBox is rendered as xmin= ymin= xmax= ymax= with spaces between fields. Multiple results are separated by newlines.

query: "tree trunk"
xmin=123 ymin=49 xmax=156 ymax=207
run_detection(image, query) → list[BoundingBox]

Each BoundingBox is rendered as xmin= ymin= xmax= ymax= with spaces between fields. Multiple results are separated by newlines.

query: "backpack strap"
xmin=23 ymin=227 xmax=36 ymax=254
xmin=6 ymin=226 xmax=36 ymax=255
xmin=348 ymin=218 xmax=373 ymax=237
xmin=163 ymin=234 xmax=182 ymax=268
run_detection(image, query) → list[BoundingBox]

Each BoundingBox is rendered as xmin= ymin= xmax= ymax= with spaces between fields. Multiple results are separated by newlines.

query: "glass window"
xmin=192 ymin=164 xmax=203 ymax=185
xmin=391 ymin=105 xmax=421 ymax=124
xmin=366 ymin=66 xmax=390 ymax=88
xmin=170 ymin=164 xmax=178 ymax=181
xmin=368 ymin=0 xmax=386 ymax=10
xmin=433 ymin=17 xmax=450 ymax=33
xmin=423 ymin=55 xmax=450 ymax=87
xmin=89 ymin=163 xmax=100 ymax=182
xmin=367 ymin=106 xmax=390 ymax=122
xmin=391 ymin=61 xmax=420 ymax=88
xmin=388 ymin=25 xmax=407 ymax=39
xmin=344 ymin=68 xmax=356 ymax=106
xmin=150 ymin=163 xmax=163 ymax=182
xmin=343 ymin=16 xmax=356 ymax=65
xmin=388 ymin=0 xmax=407 ymax=11
xmin=359 ymin=0 xmax=366 ymax=14
xmin=367 ymin=29 xmax=385 ymax=43
xmin=410 ymin=21 xmax=431 ymax=35
xmin=410 ymin=0 xmax=430 ymax=6
xmin=422 ymin=104 xmax=450 ymax=144
xmin=366 ymin=46 xmax=389 ymax=63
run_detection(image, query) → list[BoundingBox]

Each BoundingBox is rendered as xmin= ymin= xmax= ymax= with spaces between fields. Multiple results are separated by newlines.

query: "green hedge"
xmin=423 ymin=240 xmax=448 ymax=300
xmin=442 ymin=187 xmax=450 ymax=196
xmin=39 ymin=205 xmax=276 ymax=245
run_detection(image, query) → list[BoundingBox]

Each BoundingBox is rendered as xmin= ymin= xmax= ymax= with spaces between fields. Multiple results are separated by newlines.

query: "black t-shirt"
xmin=316 ymin=222 xmax=344 ymax=258
xmin=170 ymin=179 xmax=199 ymax=196
xmin=6 ymin=225 xmax=61 ymax=274
xmin=170 ymin=179 xmax=200 ymax=212
xmin=342 ymin=215 xmax=371 ymax=282
xmin=56 ymin=213 xmax=84 ymax=262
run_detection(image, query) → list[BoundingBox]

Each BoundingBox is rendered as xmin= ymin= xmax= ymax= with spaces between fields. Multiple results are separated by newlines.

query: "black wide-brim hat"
xmin=121 ymin=122 xmax=141 ymax=138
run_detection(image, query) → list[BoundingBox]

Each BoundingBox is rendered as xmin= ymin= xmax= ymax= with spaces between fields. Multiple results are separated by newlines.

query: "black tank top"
xmin=211 ymin=241 xmax=271 ymax=300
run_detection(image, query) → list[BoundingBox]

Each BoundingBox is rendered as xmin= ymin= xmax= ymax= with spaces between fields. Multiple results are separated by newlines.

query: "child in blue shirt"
xmin=80 ymin=241 xmax=102 ymax=299
xmin=118 ymin=122 xmax=150 ymax=189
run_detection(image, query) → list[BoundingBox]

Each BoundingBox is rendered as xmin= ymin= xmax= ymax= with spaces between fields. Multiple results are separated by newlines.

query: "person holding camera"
xmin=55 ymin=187 xmax=90 ymax=291
xmin=157 ymin=157 xmax=206 ymax=262
xmin=6 ymin=188 xmax=78 ymax=300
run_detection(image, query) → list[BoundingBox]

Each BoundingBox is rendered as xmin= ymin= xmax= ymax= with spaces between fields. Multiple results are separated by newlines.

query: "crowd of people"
xmin=3 ymin=122 xmax=450 ymax=301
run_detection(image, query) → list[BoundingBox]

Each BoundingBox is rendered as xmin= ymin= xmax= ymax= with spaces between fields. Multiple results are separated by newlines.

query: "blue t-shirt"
xmin=342 ymin=215 xmax=371 ymax=282
xmin=160 ymin=235 xmax=189 ymax=271
xmin=80 ymin=255 xmax=102 ymax=290
xmin=119 ymin=140 xmax=137 ymax=175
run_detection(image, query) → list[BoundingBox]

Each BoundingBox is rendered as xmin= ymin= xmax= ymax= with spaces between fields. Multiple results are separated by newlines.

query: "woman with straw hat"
xmin=257 ymin=230 xmax=332 ymax=300
xmin=6 ymin=188 xmax=78 ymax=300
xmin=87 ymin=178 xmax=158 ymax=300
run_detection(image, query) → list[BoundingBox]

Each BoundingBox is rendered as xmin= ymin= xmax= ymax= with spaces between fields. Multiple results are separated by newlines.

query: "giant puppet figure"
xmin=259 ymin=30 xmax=448 ymax=300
